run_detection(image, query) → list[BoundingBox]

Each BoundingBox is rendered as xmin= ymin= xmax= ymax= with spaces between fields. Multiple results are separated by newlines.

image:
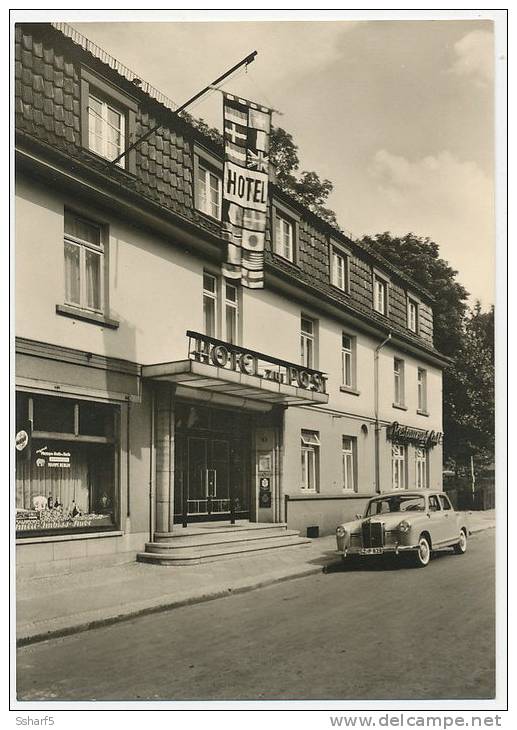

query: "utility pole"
xmin=105 ymin=51 xmax=257 ymax=172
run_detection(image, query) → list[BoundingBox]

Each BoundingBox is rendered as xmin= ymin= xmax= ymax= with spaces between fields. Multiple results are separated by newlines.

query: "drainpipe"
xmin=148 ymin=387 xmax=155 ymax=542
xmin=374 ymin=332 xmax=392 ymax=493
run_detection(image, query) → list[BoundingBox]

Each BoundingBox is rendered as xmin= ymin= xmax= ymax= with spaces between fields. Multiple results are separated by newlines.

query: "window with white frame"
xmin=408 ymin=298 xmax=418 ymax=333
xmin=88 ymin=93 xmax=125 ymax=166
xmin=64 ymin=210 xmax=104 ymax=313
xmin=392 ymin=444 xmax=406 ymax=490
xmin=341 ymin=333 xmax=355 ymax=389
xmin=394 ymin=358 xmax=405 ymax=406
xmin=374 ymin=275 xmax=388 ymax=315
xmin=301 ymin=316 xmax=315 ymax=369
xmin=203 ymin=272 xmax=218 ymax=338
xmin=331 ymin=248 xmax=348 ymax=292
xmin=342 ymin=436 xmax=355 ymax=491
xmin=224 ymin=281 xmax=239 ymax=344
xmin=274 ymin=213 xmax=294 ymax=261
xmin=301 ymin=430 xmax=320 ymax=492
xmin=415 ymin=447 xmax=428 ymax=489
xmin=196 ymin=164 xmax=222 ymax=219
xmin=417 ymin=368 xmax=427 ymax=413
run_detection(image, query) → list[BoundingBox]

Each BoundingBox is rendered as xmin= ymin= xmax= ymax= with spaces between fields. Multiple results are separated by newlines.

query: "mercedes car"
xmin=336 ymin=490 xmax=469 ymax=568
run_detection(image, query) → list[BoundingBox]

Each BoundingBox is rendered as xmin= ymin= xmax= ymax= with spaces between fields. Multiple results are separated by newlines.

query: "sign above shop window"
xmin=386 ymin=421 xmax=443 ymax=448
xmin=187 ymin=331 xmax=328 ymax=394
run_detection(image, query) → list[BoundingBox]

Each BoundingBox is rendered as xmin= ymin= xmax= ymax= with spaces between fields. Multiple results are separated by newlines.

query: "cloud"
xmin=361 ymin=149 xmax=495 ymax=304
xmin=450 ymin=30 xmax=493 ymax=85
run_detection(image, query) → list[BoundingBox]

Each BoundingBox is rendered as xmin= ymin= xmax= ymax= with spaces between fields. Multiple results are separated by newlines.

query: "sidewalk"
xmin=16 ymin=510 xmax=495 ymax=646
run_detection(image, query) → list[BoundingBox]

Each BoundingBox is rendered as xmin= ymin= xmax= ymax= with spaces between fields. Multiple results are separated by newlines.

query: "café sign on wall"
xmin=387 ymin=422 xmax=443 ymax=448
xmin=187 ymin=331 xmax=328 ymax=394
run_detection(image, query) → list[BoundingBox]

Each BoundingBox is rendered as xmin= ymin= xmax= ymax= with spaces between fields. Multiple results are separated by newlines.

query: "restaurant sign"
xmin=187 ymin=331 xmax=327 ymax=394
xmin=387 ymin=422 xmax=443 ymax=448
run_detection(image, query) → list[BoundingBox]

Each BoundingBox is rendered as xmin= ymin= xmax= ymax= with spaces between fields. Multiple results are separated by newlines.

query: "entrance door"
xmin=173 ymin=403 xmax=251 ymax=524
xmin=184 ymin=437 xmax=235 ymax=519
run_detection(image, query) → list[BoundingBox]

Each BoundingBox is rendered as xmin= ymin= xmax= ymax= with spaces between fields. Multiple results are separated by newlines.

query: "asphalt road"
xmin=17 ymin=529 xmax=495 ymax=701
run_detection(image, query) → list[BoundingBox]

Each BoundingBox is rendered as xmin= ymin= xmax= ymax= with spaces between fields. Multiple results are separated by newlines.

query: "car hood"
xmin=340 ymin=513 xmax=419 ymax=532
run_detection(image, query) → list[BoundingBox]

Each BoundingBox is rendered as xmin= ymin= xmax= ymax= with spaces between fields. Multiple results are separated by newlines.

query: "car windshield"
xmin=366 ymin=495 xmax=425 ymax=516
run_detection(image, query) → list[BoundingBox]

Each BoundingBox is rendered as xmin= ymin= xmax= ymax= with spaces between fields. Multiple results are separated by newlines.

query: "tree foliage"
xmin=443 ymin=304 xmax=495 ymax=471
xmin=269 ymin=127 xmax=339 ymax=227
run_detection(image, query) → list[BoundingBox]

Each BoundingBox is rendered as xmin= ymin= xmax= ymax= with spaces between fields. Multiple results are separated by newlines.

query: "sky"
xmin=74 ymin=18 xmax=496 ymax=307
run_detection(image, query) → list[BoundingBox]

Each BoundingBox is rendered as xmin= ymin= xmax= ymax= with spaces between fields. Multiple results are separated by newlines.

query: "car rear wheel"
xmin=414 ymin=535 xmax=431 ymax=568
xmin=453 ymin=529 xmax=467 ymax=555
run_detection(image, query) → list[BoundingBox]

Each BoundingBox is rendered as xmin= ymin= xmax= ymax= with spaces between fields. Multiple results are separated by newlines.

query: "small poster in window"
xmin=258 ymin=453 xmax=272 ymax=473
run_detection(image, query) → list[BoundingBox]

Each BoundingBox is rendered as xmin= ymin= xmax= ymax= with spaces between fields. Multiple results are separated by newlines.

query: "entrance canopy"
xmin=142 ymin=331 xmax=329 ymax=407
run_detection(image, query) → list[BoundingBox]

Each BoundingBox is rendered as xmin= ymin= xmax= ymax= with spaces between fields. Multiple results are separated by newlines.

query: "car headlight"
xmin=398 ymin=520 xmax=411 ymax=533
xmin=336 ymin=526 xmax=346 ymax=538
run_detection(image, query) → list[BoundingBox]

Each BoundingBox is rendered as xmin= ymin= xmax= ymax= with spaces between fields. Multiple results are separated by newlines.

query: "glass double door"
xmin=174 ymin=434 xmax=249 ymax=522
xmin=187 ymin=437 xmax=230 ymax=517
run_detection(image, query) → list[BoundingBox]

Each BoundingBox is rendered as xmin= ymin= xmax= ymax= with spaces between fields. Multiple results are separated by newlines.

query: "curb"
xmin=17 ymin=564 xmax=323 ymax=647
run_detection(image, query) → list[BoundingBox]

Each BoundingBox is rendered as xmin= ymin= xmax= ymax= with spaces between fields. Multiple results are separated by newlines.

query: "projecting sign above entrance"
xmin=141 ymin=332 xmax=329 ymax=407
xmin=188 ymin=331 xmax=328 ymax=394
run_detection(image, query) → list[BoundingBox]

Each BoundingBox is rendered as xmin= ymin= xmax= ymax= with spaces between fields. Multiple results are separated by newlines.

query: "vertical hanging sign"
xmin=222 ymin=92 xmax=272 ymax=289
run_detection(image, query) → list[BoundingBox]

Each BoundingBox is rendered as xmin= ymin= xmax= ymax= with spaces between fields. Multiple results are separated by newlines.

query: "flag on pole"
xmin=222 ymin=92 xmax=272 ymax=289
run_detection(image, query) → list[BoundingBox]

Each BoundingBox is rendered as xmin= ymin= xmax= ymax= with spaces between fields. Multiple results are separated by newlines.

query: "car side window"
xmin=428 ymin=495 xmax=441 ymax=512
xmin=438 ymin=495 xmax=452 ymax=511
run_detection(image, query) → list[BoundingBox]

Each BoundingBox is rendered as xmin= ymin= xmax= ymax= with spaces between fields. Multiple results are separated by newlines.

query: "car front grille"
xmin=361 ymin=520 xmax=385 ymax=548
xmin=350 ymin=534 xmax=361 ymax=548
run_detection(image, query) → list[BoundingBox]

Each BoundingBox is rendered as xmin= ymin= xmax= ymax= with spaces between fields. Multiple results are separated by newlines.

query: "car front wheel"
xmin=453 ymin=529 xmax=467 ymax=555
xmin=413 ymin=535 xmax=431 ymax=568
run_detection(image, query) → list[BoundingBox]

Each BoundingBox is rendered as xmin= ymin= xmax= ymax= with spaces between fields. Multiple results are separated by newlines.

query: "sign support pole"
xmin=105 ymin=51 xmax=257 ymax=172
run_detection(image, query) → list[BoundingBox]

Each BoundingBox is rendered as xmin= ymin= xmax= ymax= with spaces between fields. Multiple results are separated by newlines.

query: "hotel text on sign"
xmin=187 ymin=331 xmax=328 ymax=394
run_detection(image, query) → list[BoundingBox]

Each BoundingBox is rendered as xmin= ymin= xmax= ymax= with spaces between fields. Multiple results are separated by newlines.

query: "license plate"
xmin=360 ymin=548 xmax=383 ymax=555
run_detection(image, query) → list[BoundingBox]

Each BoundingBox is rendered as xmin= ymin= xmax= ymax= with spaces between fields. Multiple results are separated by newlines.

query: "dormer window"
xmin=80 ymin=67 xmax=138 ymax=174
xmin=374 ymin=275 xmax=388 ymax=315
xmin=88 ymin=93 xmax=125 ymax=166
xmin=274 ymin=212 xmax=294 ymax=261
xmin=331 ymin=247 xmax=349 ymax=292
xmin=196 ymin=164 xmax=222 ymax=219
xmin=408 ymin=298 xmax=419 ymax=333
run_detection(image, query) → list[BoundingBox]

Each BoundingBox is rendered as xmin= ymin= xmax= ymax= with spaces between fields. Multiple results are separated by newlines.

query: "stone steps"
xmin=137 ymin=524 xmax=312 ymax=565
xmin=151 ymin=525 xmax=299 ymax=548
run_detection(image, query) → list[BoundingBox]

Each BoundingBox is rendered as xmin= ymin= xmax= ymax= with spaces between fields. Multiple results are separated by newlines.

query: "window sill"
xmin=16 ymin=530 xmax=123 ymax=545
xmin=392 ymin=402 xmax=408 ymax=411
xmin=195 ymin=207 xmax=222 ymax=225
xmin=340 ymin=386 xmax=361 ymax=396
xmin=272 ymin=251 xmax=297 ymax=266
xmin=331 ymin=283 xmax=350 ymax=296
xmin=83 ymin=147 xmax=136 ymax=177
xmin=56 ymin=304 xmax=119 ymax=329
xmin=417 ymin=409 xmax=430 ymax=417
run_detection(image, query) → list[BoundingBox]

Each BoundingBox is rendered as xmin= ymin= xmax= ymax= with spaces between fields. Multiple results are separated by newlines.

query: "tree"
xmin=444 ymin=304 xmax=495 ymax=475
xmin=269 ymin=127 xmax=339 ymax=227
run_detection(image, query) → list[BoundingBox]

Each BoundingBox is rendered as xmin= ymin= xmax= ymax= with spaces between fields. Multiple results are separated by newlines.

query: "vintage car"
xmin=336 ymin=490 xmax=469 ymax=568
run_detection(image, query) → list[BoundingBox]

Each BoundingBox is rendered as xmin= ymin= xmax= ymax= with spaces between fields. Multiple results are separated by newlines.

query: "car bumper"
xmin=337 ymin=544 xmax=420 ymax=557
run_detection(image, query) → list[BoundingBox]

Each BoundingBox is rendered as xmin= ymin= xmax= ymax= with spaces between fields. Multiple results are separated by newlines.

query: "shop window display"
xmin=15 ymin=393 xmax=119 ymax=537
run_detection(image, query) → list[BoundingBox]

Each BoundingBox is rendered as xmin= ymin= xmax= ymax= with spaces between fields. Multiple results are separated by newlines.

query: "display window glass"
xmin=15 ymin=392 xmax=119 ymax=537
